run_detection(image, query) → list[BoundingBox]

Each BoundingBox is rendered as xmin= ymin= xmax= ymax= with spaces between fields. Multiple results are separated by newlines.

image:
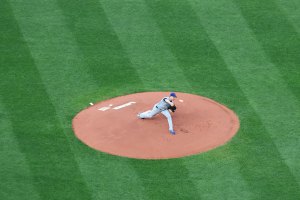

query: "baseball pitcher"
xmin=137 ymin=92 xmax=177 ymax=135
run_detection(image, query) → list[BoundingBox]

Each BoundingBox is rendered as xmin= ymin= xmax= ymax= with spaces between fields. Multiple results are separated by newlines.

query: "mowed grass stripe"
xmin=100 ymin=1 xmax=201 ymax=199
xmin=56 ymin=0 xmax=153 ymax=199
xmin=10 ymin=0 xmax=149 ymax=199
xmin=129 ymin=159 xmax=202 ymax=200
xmin=276 ymin=0 xmax=300 ymax=33
xmin=190 ymin=0 xmax=300 ymax=197
xmin=57 ymin=0 xmax=144 ymax=96
xmin=8 ymin=0 xmax=102 ymax=199
xmin=146 ymin=0 xmax=300 ymax=199
xmin=101 ymin=0 xmax=190 ymax=91
xmin=0 ymin=102 xmax=40 ymax=200
xmin=144 ymin=0 xmax=241 ymax=102
xmin=182 ymin=146 xmax=254 ymax=200
xmin=8 ymin=0 xmax=99 ymax=111
xmin=0 ymin=1 xmax=92 ymax=199
xmin=144 ymin=1 xmax=253 ymax=199
xmin=234 ymin=0 xmax=300 ymax=102
xmin=190 ymin=0 xmax=300 ymax=186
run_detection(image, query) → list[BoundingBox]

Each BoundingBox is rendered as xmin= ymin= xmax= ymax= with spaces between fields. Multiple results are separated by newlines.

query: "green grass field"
xmin=1 ymin=0 xmax=300 ymax=199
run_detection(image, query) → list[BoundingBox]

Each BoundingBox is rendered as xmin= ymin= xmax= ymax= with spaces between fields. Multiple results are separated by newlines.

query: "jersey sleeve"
xmin=163 ymin=97 xmax=172 ymax=102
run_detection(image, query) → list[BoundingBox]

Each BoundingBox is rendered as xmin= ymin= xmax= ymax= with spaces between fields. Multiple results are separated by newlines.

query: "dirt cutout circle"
xmin=72 ymin=92 xmax=239 ymax=159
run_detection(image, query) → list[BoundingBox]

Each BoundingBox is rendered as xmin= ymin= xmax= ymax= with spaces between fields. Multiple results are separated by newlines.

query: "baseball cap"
xmin=170 ymin=92 xmax=177 ymax=98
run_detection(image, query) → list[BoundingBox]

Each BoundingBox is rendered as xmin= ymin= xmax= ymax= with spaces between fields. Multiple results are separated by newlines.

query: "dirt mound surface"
xmin=72 ymin=92 xmax=239 ymax=159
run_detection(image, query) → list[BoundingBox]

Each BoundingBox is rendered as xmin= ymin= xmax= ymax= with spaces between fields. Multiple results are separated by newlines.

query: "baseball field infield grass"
xmin=1 ymin=0 xmax=300 ymax=199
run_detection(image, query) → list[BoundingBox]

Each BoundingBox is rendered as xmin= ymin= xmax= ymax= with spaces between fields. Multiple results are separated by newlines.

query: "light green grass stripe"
xmin=101 ymin=1 xmax=253 ymax=199
xmin=8 ymin=1 xmax=97 ymax=198
xmin=234 ymin=0 xmax=300 ymax=102
xmin=276 ymin=0 xmax=300 ymax=33
xmin=188 ymin=150 xmax=255 ymax=199
xmin=56 ymin=0 xmax=144 ymax=97
xmin=1 ymin=0 xmax=93 ymax=198
xmin=0 ymin=102 xmax=40 ymax=200
xmin=9 ymin=1 xmax=148 ymax=199
xmin=189 ymin=0 xmax=300 ymax=183
xmin=100 ymin=1 xmax=204 ymax=199
xmin=100 ymin=0 xmax=190 ymax=91
xmin=144 ymin=0 xmax=300 ymax=198
xmin=142 ymin=1 xmax=255 ymax=199
xmin=183 ymin=152 xmax=254 ymax=200
xmin=8 ymin=0 xmax=99 ymax=114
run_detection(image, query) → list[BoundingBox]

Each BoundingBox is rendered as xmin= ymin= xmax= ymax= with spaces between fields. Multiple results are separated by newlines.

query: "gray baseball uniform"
xmin=138 ymin=97 xmax=174 ymax=131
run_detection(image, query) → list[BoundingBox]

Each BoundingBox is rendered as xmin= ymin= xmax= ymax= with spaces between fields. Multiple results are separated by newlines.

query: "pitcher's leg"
xmin=161 ymin=110 xmax=174 ymax=132
xmin=138 ymin=110 xmax=151 ymax=118
xmin=139 ymin=106 xmax=161 ymax=118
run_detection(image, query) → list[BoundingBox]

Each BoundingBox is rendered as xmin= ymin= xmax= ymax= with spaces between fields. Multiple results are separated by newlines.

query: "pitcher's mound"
xmin=72 ymin=92 xmax=239 ymax=159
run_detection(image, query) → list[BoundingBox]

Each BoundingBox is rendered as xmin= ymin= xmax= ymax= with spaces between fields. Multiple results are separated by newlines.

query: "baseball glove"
xmin=169 ymin=105 xmax=177 ymax=112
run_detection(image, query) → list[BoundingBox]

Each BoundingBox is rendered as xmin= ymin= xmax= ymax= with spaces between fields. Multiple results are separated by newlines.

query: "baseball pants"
xmin=139 ymin=104 xmax=174 ymax=131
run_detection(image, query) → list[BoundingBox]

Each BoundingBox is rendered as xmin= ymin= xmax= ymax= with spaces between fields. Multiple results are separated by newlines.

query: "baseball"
xmin=89 ymin=102 xmax=94 ymax=105
xmin=179 ymin=99 xmax=184 ymax=102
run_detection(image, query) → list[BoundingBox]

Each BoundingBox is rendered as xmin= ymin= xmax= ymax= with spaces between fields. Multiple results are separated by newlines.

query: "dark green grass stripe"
xmin=0 ymin=1 xmax=92 ymax=199
xmin=56 ymin=2 xmax=202 ymax=199
xmin=234 ymin=0 xmax=300 ymax=101
xmin=144 ymin=0 xmax=244 ymax=104
xmin=145 ymin=0 xmax=239 ymax=102
xmin=129 ymin=159 xmax=202 ymax=200
xmin=56 ymin=0 xmax=144 ymax=92
xmin=100 ymin=0 xmax=191 ymax=91
xmin=145 ymin=0 xmax=300 ymax=198
xmin=230 ymin=106 xmax=300 ymax=199
xmin=276 ymin=0 xmax=300 ymax=33
xmin=8 ymin=1 xmax=151 ymax=198
xmin=189 ymin=0 xmax=300 ymax=189
xmin=0 ymin=102 xmax=40 ymax=200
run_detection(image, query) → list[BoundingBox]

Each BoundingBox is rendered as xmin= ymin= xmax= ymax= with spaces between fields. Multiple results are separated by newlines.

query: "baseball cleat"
xmin=137 ymin=113 xmax=144 ymax=119
xmin=169 ymin=130 xmax=176 ymax=135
